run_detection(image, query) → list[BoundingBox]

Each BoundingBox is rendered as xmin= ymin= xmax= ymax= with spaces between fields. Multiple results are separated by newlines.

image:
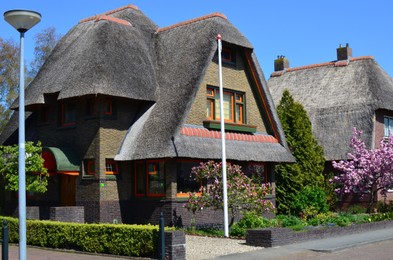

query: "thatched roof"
xmin=14 ymin=5 xmax=158 ymax=109
xmin=3 ymin=5 xmax=293 ymax=163
xmin=268 ymin=56 xmax=393 ymax=161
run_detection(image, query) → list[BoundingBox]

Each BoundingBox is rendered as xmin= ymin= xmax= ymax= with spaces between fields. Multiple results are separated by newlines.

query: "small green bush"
xmin=347 ymin=204 xmax=367 ymax=214
xmin=376 ymin=201 xmax=393 ymax=213
xmin=292 ymin=186 xmax=329 ymax=219
xmin=276 ymin=215 xmax=307 ymax=228
xmin=230 ymin=212 xmax=271 ymax=237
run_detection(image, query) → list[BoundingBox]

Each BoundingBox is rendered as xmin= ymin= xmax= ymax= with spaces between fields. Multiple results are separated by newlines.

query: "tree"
xmin=0 ymin=27 xmax=61 ymax=133
xmin=0 ymin=38 xmax=19 ymax=133
xmin=183 ymin=161 xmax=274 ymax=227
xmin=276 ymin=90 xmax=326 ymax=215
xmin=29 ymin=27 xmax=61 ymax=79
xmin=0 ymin=141 xmax=49 ymax=193
xmin=331 ymin=128 xmax=393 ymax=212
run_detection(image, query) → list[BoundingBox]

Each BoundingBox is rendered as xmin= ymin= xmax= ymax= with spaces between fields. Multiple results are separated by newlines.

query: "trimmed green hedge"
xmin=0 ymin=216 xmax=172 ymax=257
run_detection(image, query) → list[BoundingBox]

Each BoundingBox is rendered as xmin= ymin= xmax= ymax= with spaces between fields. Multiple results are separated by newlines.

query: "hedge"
xmin=0 ymin=216 xmax=173 ymax=257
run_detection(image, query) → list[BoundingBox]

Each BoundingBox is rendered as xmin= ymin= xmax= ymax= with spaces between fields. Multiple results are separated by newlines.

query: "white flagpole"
xmin=217 ymin=34 xmax=229 ymax=237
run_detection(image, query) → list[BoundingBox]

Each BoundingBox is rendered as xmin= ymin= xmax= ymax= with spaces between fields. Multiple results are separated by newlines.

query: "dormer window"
xmin=222 ymin=48 xmax=233 ymax=63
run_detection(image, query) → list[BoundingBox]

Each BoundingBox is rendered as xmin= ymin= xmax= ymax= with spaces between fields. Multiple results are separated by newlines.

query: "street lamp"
xmin=4 ymin=9 xmax=41 ymax=260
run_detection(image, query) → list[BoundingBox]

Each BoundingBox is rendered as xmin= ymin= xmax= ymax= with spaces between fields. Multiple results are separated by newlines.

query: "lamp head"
xmin=4 ymin=10 xmax=41 ymax=32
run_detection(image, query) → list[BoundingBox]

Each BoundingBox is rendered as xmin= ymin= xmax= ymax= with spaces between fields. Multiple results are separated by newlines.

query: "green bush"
xmin=276 ymin=215 xmax=307 ymax=228
xmin=292 ymin=186 xmax=329 ymax=219
xmin=230 ymin=212 xmax=271 ymax=237
xmin=347 ymin=204 xmax=367 ymax=214
xmin=376 ymin=201 xmax=393 ymax=213
xmin=0 ymin=216 xmax=174 ymax=257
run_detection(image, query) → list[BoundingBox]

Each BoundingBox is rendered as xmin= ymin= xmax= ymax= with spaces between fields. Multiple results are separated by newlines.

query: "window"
xmin=104 ymin=99 xmax=113 ymax=115
xmin=177 ymin=161 xmax=202 ymax=197
xmin=86 ymin=98 xmax=96 ymax=117
xmin=384 ymin=116 xmax=393 ymax=137
xmin=105 ymin=159 xmax=118 ymax=175
xmin=134 ymin=160 xmax=165 ymax=197
xmin=222 ymin=48 xmax=234 ymax=63
xmin=84 ymin=159 xmax=95 ymax=176
xmin=39 ymin=107 xmax=49 ymax=124
xmin=206 ymin=86 xmax=245 ymax=124
xmin=61 ymin=100 xmax=76 ymax=126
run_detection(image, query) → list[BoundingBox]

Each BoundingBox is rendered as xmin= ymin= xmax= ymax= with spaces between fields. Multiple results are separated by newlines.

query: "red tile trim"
xmin=270 ymin=56 xmax=375 ymax=77
xmin=156 ymin=12 xmax=227 ymax=33
xmin=180 ymin=127 xmax=278 ymax=143
xmin=79 ymin=4 xmax=138 ymax=24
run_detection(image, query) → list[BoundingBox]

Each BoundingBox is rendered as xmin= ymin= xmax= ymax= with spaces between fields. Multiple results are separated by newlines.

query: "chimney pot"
xmin=274 ymin=55 xmax=290 ymax=71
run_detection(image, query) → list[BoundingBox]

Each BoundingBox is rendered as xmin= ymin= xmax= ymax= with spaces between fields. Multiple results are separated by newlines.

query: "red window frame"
xmin=105 ymin=159 xmax=118 ymax=175
xmin=87 ymin=160 xmax=95 ymax=175
xmin=104 ymin=99 xmax=113 ymax=115
xmin=61 ymin=100 xmax=76 ymax=127
xmin=206 ymin=86 xmax=245 ymax=124
xmin=222 ymin=48 xmax=233 ymax=63
xmin=134 ymin=160 xmax=165 ymax=197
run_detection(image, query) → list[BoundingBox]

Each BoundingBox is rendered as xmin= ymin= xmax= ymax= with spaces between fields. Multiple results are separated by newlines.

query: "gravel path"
xmin=186 ymin=235 xmax=262 ymax=260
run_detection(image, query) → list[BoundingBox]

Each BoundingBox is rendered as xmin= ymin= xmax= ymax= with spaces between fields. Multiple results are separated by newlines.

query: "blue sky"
xmin=1 ymin=1 xmax=392 ymax=78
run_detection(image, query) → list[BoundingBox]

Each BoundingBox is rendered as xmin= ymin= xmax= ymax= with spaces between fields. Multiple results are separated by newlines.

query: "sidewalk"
xmin=213 ymin=226 xmax=393 ymax=259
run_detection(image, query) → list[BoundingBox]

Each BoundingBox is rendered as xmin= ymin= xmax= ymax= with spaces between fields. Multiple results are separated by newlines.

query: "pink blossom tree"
xmin=331 ymin=128 xmax=393 ymax=212
xmin=183 ymin=161 xmax=274 ymax=227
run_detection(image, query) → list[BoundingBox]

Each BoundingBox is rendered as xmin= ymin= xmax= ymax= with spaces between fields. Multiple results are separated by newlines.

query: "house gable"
xmin=185 ymin=48 xmax=269 ymax=134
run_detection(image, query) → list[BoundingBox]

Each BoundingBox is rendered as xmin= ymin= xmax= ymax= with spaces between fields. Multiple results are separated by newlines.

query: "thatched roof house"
xmin=1 ymin=5 xmax=293 ymax=225
xmin=268 ymin=45 xmax=393 ymax=162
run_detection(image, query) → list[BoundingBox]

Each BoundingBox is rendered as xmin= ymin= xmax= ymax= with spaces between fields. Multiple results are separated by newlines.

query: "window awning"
xmin=42 ymin=147 xmax=80 ymax=175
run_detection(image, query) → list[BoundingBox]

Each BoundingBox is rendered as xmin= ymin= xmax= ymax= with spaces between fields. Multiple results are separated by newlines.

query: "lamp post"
xmin=4 ymin=9 xmax=41 ymax=260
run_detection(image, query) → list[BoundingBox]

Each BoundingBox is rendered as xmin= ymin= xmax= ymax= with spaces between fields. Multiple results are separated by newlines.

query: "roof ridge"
xmin=79 ymin=4 xmax=139 ymax=24
xmin=80 ymin=15 xmax=132 ymax=26
xmin=270 ymin=56 xmax=375 ymax=77
xmin=156 ymin=12 xmax=227 ymax=33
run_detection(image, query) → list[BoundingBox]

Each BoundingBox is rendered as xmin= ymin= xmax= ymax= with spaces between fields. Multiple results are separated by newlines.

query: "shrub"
xmin=376 ymin=201 xmax=393 ymax=213
xmin=292 ymin=186 xmax=329 ymax=219
xmin=0 ymin=216 xmax=174 ymax=257
xmin=230 ymin=212 xmax=270 ymax=237
xmin=276 ymin=215 xmax=307 ymax=228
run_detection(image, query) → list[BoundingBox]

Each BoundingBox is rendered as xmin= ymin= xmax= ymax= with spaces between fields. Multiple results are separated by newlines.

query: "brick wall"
xmin=186 ymin=51 xmax=268 ymax=133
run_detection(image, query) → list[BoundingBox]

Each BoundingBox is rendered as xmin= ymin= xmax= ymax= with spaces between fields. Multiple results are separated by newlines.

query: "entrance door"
xmin=60 ymin=174 xmax=76 ymax=206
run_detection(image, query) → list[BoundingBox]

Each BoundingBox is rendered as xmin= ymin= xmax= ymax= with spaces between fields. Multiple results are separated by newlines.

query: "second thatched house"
xmin=0 ymin=5 xmax=293 ymax=225
xmin=268 ymin=44 xmax=393 ymax=203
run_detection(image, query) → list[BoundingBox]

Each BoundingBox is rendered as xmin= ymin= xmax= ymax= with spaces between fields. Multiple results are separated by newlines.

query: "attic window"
xmin=222 ymin=48 xmax=233 ymax=63
xmin=206 ymin=86 xmax=245 ymax=124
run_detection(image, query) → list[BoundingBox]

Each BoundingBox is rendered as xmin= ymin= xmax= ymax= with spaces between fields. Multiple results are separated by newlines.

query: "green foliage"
xmin=276 ymin=215 xmax=307 ymax=228
xmin=276 ymin=90 xmax=326 ymax=215
xmin=0 ymin=216 xmax=174 ymax=257
xmin=292 ymin=186 xmax=329 ymax=219
xmin=347 ymin=204 xmax=367 ymax=214
xmin=376 ymin=201 xmax=393 ymax=213
xmin=0 ymin=141 xmax=48 ymax=193
xmin=230 ymin=212 xmax=272 ymax=237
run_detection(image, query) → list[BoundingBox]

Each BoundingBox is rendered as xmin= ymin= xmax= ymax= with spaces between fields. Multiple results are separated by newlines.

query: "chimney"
xmin=274 ymin=55 xmax=290 ymax=71
xmin=336 ymin=43 xmax=352 ymax=61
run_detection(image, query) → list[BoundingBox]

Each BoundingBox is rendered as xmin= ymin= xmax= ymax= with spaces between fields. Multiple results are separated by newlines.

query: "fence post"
xmin=159 ymin=212 xmax=165 ymax=260
xmin=2 ymin=219 xmax=9 ymax=260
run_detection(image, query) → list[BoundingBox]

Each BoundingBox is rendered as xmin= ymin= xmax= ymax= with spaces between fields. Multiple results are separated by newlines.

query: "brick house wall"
xmin=186 ymin=50 xmax=268 ymax=133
